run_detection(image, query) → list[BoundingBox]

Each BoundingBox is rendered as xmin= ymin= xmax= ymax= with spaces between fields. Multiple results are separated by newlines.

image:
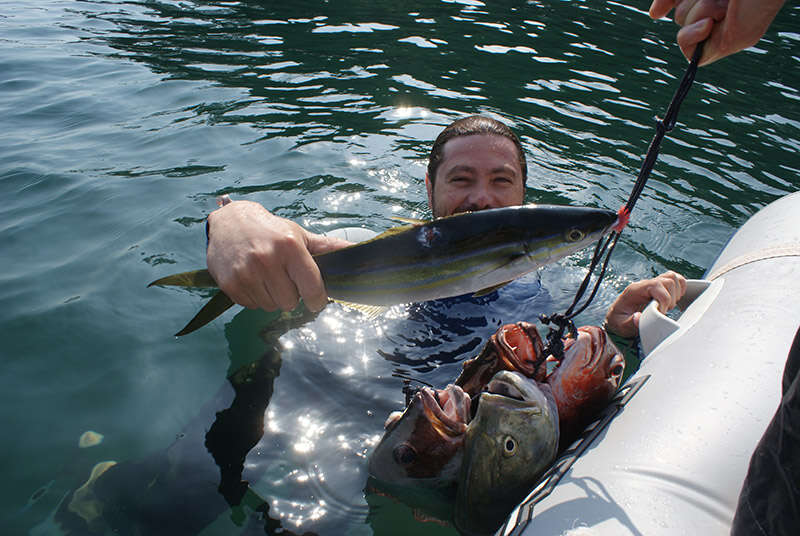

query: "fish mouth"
xmin=419 ymin=384 xmax=471 ymax=437
xmin=562 ymin=326 xmax=624 ymax=378
xmin=480 ymin=371 xmax=546 ymax=410
xmin=562 ymin=326 xmax=603 ymax=367
xmin=495 ymin=322 xmax=547 ymax=381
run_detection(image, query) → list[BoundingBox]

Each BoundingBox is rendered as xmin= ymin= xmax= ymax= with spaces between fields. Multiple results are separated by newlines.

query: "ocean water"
xmin=1 ymin=1 xmax=798 ymax=535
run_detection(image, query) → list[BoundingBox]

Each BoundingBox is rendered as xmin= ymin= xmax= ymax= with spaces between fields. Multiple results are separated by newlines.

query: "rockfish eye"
xmin=610 ymin=363 xmax=624 ymax=377
xmin=565 ymin=228 xmax=585 ymax=242
xmin=502 ymin=435 xmax=517 ymax=457
xmin=393 ymin=443 xmax=417 ymax=466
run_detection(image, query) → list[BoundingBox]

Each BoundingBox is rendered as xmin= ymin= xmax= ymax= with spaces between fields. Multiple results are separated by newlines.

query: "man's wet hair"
xmin=426 ymin=115 xmax=528 ymax=187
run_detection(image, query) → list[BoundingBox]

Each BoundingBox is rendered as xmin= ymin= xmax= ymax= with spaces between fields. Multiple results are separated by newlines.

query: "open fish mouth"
xmin=486 ymin=376 xmax=527 ymax=401
xmin=495 ymin=322 xmax=546 ymax=380
xmin=477 ymin=371 xmax=546 ymax=412
xmin=419 ymin=385 xmax=471 ymax=437
xmin=562 ymin=326 xmax=624 ymax=378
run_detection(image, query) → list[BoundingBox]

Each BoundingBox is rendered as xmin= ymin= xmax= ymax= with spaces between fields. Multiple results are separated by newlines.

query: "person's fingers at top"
xmin=677 ymin=18 xmax=715 ymax=62
xmin=673 ymin=0 xmax=696 ymax=26
xmin=674 ymin=0 xmax=727 ymax=27
xmin=649 ymin=0 xmax=679 ymax=20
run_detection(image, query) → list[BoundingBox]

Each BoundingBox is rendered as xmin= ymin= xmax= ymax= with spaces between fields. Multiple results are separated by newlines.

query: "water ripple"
xmin=1 ymin=1 xmax=798 ymax=534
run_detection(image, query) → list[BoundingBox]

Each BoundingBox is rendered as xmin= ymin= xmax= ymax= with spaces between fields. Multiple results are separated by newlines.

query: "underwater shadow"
xmin=46 ymin=308 xmax=321 ymax=535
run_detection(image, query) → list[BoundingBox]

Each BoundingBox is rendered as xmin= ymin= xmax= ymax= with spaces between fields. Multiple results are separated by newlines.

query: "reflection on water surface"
xmin=1 ymin=1 xmax=797 ymax=535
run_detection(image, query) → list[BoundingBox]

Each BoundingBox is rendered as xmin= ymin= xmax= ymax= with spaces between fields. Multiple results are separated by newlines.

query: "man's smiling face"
xmin=426 ymin=133 xmax=525 ymax=218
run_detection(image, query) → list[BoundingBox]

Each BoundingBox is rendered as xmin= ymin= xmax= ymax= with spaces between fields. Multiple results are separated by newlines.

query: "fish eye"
xmin=502 ymin=435 xmax=517 ymax=457
xmin=610 ymin=364 xmax=624 ymax=377
xmin=393 ymin=443 xmax=417 ymax=466
xmin=565 ymin=228 xmax=585 ymax=242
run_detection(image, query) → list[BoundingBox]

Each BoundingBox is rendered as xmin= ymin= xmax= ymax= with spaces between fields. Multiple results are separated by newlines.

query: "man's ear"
xmin=425 ymin=173 xmax=433 ymax=207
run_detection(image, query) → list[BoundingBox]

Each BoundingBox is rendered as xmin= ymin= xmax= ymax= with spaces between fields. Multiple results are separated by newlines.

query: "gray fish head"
xmin=519 ymin=204 xmax=618 ymax=265
xmin=454 ymin=370 xmax=559 ymax=535
xmin=368 ymin=384 xmax=470 ymax=490
xmin=554 ymin=204 xmax=618 ymax=243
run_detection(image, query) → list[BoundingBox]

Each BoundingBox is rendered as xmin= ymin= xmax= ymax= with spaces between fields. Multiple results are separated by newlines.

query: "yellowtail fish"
xmin=150 ymin=204 xmax=617 ymax=335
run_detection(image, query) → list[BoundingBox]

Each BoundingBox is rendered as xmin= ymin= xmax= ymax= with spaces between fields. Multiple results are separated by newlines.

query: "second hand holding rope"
xmin=540 ymin=41 xmax=706 ymax=360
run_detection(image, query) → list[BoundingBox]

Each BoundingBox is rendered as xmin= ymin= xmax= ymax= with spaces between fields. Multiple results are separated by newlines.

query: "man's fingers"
xmin=289 ymin=254 xmax=328 ymax=313
xmin=632 ymin=311 xmax=642 ymax=330
xmin=245 ymin=285 xmax=274 ymax=311
xmin=671 ymin=271 xmax=687 ymax=300
xmin=250 ymin=282 xmax=282 ymax=312
xmin=648 ymin=284 xmax=675 ymax=313
xmin=648 ymin=272 xmax=687 ymax=312
xmin=223 ymin=281 xmax=262 ymax=311
xmin=659 ymin=271 xmax=687 ymax=304
xmin=227 ymin=269 xmax=278 ymax=311
xmin=255 ymin=259 xmax=300 ymax=312
xmin=307 ymin=233 xmax=354 ymax=256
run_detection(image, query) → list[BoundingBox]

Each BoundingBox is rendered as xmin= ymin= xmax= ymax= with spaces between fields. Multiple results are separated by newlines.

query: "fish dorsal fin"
xmin=390 ymin=216 xmax=428 ymax=225
xmin=314 ymin=218 xmax=428 ymax=255
xmin=331 ymin=224 xmax=417 ymax=249
xmin=332 ymin=300 xmax=388 ymax=321
xmin=471 ymin=280 xmax=512 ymax=298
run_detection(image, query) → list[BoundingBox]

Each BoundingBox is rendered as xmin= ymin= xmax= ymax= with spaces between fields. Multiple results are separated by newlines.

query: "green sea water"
xmin=1 ymin=1 xmax=798 ymax=535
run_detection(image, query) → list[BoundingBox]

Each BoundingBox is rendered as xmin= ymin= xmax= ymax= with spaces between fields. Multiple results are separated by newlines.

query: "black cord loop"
xmin=542 ymin=41 xmax=706 ymax=360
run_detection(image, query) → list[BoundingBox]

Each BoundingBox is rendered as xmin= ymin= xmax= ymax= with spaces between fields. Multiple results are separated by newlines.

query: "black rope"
xmin=393 ymin=372 xmax=435 ymax=407
xmin=541 ymin=41 xmax=706 ymax=359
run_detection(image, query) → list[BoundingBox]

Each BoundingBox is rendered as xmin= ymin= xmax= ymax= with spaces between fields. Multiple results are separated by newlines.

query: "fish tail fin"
xmin=175 ymin=290 xmax=235 ymax=336
xmin=148 ymin=269 xmax=218 ymax=288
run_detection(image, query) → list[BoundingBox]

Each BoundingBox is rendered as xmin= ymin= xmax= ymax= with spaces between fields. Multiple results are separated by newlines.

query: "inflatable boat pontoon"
xmin=500 ymin=191 xmax=800 ymax=535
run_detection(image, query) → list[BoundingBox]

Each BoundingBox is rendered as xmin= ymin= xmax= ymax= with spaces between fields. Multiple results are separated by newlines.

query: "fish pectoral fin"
xmin=332 ymin=300 xmax=388 ymax=321
xmin=471 ymin=281 xmax=512 ymax=298
xmin=148 ymin=269 xmax=218 ymax=288
xmin=175 ymin=290 xmax=235 ymax=336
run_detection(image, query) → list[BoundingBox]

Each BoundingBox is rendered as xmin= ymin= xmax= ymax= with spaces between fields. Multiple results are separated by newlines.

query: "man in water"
xmin=205 ymin=115 xmax=686 ymax=339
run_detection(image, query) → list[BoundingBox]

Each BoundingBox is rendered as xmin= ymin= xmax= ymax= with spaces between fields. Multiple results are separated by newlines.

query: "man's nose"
xmin=467 ymin=184 xmax=494 ymax=210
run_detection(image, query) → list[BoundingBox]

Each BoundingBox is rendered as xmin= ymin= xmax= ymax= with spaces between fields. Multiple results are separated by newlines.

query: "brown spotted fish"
xmin=547 ymin=325 xmax=625 ymax=449
xmin=367 ymin=383 xmax=471 ymax=491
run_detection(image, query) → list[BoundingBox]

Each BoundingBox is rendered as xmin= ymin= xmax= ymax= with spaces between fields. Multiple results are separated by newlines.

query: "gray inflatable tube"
xmin=499 ymin=191 xmax=800 ymax=535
